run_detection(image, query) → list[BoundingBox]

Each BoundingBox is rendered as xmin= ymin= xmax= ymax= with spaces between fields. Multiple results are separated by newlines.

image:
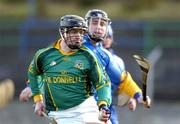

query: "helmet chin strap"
xmin=88 ymin=34 xmax=103 ymax=43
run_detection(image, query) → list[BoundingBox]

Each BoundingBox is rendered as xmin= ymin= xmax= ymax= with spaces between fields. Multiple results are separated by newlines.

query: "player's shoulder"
xmin=83 ymin=34 xmax=89 ymax=41
xmin=113 ymin=55 xmax=125 ymax=70
xmin=113 ymin=55 xmax=124 ymax=63
xmin=80 ymin=46 xmax=96 ymax=58
xmin=34 ymin=45 xmax=55 ymax=61
xmin=80 ymin=46 xmax=101 ymax=65
xmin=35 ymin=46 xmax=52 ymax=56
xmin=98 ymin=44 xmax=113 ymax=59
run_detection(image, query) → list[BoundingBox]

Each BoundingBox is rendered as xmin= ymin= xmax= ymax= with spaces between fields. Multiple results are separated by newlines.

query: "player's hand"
xmin=128 ymin=98 xmax=137 ymax=111
xmin=137 ymin=96 xmax=151 ymax=108
xmin=98 ymin=105 xmax=111 ymax=123
xmin=34 ymin=101 xmax=45 ymax=117
xmin=19 ymin=87 xmax=32 ymax=102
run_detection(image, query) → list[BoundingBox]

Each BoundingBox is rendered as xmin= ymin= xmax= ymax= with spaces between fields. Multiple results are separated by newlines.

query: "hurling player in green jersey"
xmin=28 ymin=15 xmax=112 ymax=124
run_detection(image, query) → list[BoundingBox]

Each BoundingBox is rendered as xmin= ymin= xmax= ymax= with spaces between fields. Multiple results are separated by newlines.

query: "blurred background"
xmin=0 ymin=0 xmax=180 ymax=124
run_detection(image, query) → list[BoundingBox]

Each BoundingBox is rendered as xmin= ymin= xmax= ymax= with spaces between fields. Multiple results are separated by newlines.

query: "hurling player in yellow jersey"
xmin=28 ymin=15 xmax=112 ymax=124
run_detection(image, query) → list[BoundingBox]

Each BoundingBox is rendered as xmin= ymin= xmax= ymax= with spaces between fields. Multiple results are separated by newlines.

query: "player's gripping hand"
xmin=137 ymin=95 xmax=151 ymax=108
xmin=117 ymin=93 xmax=137 ymax=111
xmin=98 ymin=105 xmax=111 ymax=123
xmin=19 ymin=86 xmax=32 ymax=102
xmin=34 ymin=101 xmax=45 ymax=117
xmin=128 ymin=98 xmax=137 ymax=111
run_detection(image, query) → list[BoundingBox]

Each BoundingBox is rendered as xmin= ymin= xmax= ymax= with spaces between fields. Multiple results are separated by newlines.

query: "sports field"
xmin=0 ymin=100 xmax=179 ymax=124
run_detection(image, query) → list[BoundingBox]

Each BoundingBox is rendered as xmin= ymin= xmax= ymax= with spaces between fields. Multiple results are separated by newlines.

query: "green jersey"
xmin=28 ymin=40 xmax=111 ymax=111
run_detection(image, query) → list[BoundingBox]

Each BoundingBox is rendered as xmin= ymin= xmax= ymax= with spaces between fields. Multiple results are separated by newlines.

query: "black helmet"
xmin=59 ymin=15 xmax=87 ymax=49
xmin=85 ymin=9 xmax=110 ymax=24
xmin=60 ymin=15 xmax=87 ymax=31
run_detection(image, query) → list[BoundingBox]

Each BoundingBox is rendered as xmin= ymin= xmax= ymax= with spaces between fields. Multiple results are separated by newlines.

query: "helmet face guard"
xmin=59 ymin=15 xmax=87 ymax=49
xmin=103 ymin=25 xmax=114 ymax=49
xmin=61 ymin=28 xmax=86 ymax=49
xmin=88 ymin=17 xmax=109 ymax=42
xmin=85 ymin=9 xmax=111 ymax=42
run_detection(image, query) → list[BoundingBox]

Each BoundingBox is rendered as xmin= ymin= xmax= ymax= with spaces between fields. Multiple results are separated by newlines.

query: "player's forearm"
xmin=28 ymin=71 xmax=43 ymax=97
xmin=29 ymin=74 xmax=44 ymax=103
xmin=118 ymin=71 xmax=142 ymax=99
xmin=96 ymin=82 xmax=112 ymax=107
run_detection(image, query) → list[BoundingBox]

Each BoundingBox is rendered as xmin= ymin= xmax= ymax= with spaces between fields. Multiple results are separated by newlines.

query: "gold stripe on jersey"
xmin=96 ymin=85 xmax=104 ymax=91
xmin=47 ymin=83 xmax=58 ymax=111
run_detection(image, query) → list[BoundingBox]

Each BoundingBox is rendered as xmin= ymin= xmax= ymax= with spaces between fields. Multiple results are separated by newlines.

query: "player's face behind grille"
xmin=88 ymin=17 xmax=108 ymax=41
xmin=63 ymin=28 xmax=85 ymax=49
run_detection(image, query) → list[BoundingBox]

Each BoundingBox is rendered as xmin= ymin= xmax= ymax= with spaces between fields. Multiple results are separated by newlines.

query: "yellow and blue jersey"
xmin=83 ymin=35 xmax=142 ymax=99
xmin=84 ymin=35 xmax=124 ymax=87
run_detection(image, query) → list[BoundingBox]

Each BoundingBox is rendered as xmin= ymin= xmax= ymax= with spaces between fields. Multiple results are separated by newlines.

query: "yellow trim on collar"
xmin=54 ymin=39 xmax=77 ymax=55
xmin=53 ymin=39 xmax=61 ymax=49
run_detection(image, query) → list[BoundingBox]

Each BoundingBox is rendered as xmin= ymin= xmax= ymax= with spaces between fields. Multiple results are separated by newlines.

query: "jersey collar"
xmin=53 ymin=39 xmax=77 ymax=55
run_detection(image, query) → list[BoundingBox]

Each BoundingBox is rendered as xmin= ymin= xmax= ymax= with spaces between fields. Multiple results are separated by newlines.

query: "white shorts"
xmin=48 ymin=96 xmax=111 ymax=124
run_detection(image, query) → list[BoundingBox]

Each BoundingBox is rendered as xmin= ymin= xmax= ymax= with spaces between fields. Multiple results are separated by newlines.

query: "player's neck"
xmin=60 ymin=40 xmax=73 ymax=53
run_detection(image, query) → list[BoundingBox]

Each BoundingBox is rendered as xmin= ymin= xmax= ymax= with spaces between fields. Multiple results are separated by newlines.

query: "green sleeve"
xmin=28 ymin=50 xmax=44 ymax=96
xmin=88 ymin=56 xmax=112 ymax=107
